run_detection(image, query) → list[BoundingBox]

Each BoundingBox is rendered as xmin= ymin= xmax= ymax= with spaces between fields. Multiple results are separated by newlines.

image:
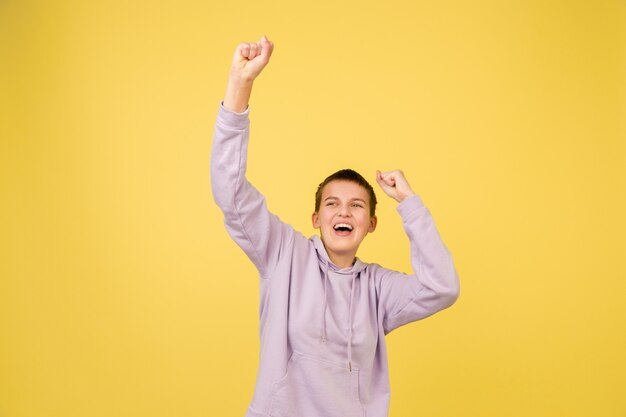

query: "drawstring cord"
xmin=321 ymin=265 xmax=329 ymax=343
xmin=347 ymin=272 xmax=356 ymax=372
xmin=319 ymin=259 xmax=359 ymax=372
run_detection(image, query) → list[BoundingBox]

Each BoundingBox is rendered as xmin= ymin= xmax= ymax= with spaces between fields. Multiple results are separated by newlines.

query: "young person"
xmin=211 ymin=35 xmax=460 ymax=417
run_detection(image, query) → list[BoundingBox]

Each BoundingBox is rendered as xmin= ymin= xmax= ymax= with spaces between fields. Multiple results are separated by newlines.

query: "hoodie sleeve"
xmin=380 ymin=195 xmax=460 ymax=334
xmin=210 ymin=103 xmax=291 ymax=279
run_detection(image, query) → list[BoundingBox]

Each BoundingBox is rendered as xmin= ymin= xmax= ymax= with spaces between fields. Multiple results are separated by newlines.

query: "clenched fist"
xmin=223 ymin=35 xmax=274 ymax=113
xmin=376 ymin=170 xmax=416 ymax=203
xmin=230 ymin=36 xmax=274 ymax=83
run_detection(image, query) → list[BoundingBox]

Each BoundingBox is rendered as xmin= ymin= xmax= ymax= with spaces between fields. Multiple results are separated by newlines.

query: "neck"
xmin=327 ymin=250 xmax=357 ymax=269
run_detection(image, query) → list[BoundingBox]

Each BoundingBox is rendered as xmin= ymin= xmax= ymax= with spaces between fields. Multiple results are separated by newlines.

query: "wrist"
xmin=228 ymin=68 xmax=256 ymax=88
xmin=227 ymin=73 xmax=255 ymax=86
xmin=397 ymin=191 xmax=416 ymax=203
xmin=224 ymin=78 xmax=254 ymax=113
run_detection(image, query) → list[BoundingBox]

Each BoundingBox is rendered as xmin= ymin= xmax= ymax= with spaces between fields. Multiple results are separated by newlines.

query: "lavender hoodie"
xmin=211 ymin=103 xmax=460 ymax=417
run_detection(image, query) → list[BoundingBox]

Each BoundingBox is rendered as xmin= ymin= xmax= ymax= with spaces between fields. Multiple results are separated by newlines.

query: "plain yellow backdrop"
xmin=1 ymin=0 xmax=625 ymax=416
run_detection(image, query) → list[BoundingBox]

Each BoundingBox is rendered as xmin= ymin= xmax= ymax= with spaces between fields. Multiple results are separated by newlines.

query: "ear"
xmin=311 ymin=212 xmax=320 ymax=229
xmin=368 ymin=215 xmax=378 ymax=233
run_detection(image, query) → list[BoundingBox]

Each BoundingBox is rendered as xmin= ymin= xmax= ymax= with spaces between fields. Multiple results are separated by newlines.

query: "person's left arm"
xmin=375 ymin=170 xmax=460 ymax=333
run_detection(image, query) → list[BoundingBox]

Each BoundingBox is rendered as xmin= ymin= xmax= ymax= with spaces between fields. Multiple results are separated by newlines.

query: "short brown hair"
xmin=314 ymin=169 xmax=377 ymax=217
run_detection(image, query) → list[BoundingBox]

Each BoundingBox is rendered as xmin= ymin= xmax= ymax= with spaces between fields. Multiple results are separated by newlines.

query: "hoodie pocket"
xmin=269 ymin=351 xmax=364 ymax=417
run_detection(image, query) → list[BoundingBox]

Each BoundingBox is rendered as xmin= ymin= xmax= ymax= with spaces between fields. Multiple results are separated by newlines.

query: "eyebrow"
xmin=324 ymin=196 xmax=367 ymax=203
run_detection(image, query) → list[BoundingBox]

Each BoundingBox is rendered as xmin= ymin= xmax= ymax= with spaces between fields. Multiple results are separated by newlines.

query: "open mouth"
xmin=333 ymin=223 xmax=353 ymax=235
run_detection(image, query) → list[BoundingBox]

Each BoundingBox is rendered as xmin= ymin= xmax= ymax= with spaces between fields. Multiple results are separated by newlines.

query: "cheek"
xmin=361 ymin=217 xmax=374 ymax=232
xmin=322 ymin=209 xmax=335 ymax=220
xmin=317 ymin=212 xmax=330 ymax=227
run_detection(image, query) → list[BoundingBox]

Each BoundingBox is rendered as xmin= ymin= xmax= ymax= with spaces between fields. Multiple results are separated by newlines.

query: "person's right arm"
xmin=211 ymin=37 xmax=287 ymax=279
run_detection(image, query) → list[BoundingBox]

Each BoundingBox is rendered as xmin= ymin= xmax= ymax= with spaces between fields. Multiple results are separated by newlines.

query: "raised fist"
xmin=376 ymin=170 xmax=416 ymax=203
xmin=229 ymin=35 xmax=274 ymax=83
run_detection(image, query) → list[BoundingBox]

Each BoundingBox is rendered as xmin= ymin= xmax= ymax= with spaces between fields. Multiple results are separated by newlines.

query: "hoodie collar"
xmin=311 ymin=235 xmax=367 ymax=274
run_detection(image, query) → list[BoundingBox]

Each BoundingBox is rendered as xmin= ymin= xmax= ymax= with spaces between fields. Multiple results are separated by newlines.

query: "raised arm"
xmin=375 ymin=170 xmax=460 ymax=333
xmin=211 ymin=37 xmax=289 ymax=279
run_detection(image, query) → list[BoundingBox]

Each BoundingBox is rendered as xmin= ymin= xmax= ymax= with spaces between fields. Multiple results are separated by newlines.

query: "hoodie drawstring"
xmin=320 ymin=264 xmax=358 ymax=372
xmin=321 ymin=266 xmax=329 ymax=344
xmin=347 ymin=272 xmax=356 ymax=372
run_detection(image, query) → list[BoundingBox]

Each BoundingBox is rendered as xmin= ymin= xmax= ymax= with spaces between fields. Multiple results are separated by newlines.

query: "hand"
xmin=223 ymin=36 xmax=274 ymax=112
xmin=229 ymin=35 xmax=274 ymax=83
xmin=376 ymin=170 xmax=416 ymax=203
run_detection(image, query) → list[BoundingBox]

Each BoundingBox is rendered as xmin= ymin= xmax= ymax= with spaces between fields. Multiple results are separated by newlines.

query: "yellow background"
xmin=1 ymin=0 xmax=625 ymax=416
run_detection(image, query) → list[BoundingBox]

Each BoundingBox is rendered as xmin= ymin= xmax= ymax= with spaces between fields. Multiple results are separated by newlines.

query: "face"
xmin=311 ymin=180 xmax=377 ymax=262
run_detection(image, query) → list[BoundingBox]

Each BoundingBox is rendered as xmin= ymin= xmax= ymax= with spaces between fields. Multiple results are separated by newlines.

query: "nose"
xmin=338 ymin=203 xmax=351 ymax=216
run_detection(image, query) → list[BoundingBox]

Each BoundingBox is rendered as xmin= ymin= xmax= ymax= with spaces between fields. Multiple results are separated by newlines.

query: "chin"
xmin=327 ymin=240 xmax=359 ymax=254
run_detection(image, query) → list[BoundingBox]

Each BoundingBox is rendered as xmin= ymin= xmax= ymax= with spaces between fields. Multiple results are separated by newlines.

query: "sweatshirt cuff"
xmin=396 ymin=194 xmax=425 ymax=217
xmin=218 ymin=101 xmax=250 ymax=128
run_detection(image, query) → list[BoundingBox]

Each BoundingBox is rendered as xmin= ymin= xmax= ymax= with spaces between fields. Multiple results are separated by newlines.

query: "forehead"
xmin=321 ymin=180 xmax=370 ymax=202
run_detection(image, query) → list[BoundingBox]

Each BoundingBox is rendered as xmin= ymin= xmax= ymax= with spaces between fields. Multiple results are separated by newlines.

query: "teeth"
xmin=334 ymin=223 xmax=353 ymax=231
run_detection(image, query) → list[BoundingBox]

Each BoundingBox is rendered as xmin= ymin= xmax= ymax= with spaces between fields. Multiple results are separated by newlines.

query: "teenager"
xmin=211 ymin=35 xmax=460 ymax=417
